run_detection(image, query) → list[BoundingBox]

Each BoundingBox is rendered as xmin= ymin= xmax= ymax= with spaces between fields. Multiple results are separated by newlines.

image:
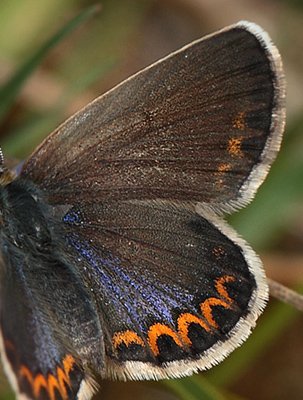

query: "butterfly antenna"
xmin=0 ymin=148 xmax=15 ymax=184
xmin=0 ymin=148 xmax=5 ymax=177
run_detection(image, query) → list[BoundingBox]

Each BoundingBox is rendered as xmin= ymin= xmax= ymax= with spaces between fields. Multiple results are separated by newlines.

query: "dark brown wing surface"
xmin=21 ymin=22 xmax=285 ymax=213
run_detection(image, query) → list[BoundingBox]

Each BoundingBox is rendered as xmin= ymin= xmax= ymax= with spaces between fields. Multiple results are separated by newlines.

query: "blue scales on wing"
xmin=62 ymin=200 xmax=260 ymax=380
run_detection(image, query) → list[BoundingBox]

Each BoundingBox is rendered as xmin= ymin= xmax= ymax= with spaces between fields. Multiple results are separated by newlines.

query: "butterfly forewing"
xmin=21 ymin=22 xmax=285 ymax=213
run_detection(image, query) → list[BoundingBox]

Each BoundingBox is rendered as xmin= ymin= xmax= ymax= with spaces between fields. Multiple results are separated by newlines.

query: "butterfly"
xmin=0 ymin=21 xmax=285 ymax=400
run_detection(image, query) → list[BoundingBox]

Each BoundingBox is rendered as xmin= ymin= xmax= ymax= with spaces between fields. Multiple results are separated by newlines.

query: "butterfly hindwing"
xmin=61 ymin=200 xmax=267 ymax=380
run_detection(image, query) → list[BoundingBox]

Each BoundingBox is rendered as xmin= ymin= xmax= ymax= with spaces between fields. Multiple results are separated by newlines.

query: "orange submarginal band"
xmin=200 ymin=298 xmax=231 ymax=328
xmin=48 ymin=373 xmax=67 ymax=400
xmin=19 ymin=354 xmax=76 ymax=400
xmin=113 ymin=330 xmax=145 ymax=349
xmin=216 ymin=275 xmax=235 ymax=304
xmin=177 ymin=313 xmax=211 ymax=346
xmin=147 ymin=323 xmax=183 ymax=356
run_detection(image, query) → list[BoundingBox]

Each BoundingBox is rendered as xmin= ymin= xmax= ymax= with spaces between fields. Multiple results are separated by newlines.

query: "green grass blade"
xmin=0 ymin=4 xmax=101 ymax=124
xmin=163 ymin=374 xmax=227 ymax=400
xmin=2 ymin=58 xmax=116 ymax=159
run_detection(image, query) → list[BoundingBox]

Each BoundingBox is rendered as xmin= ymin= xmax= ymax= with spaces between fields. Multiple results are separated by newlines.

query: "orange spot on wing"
xmin=19 ymin=354 xmax=76 ymax=400
xmin=177 ymin=313 xmax=210 ymax=346
xmin=218 ymin=164 xmax=231 ymax=173
xmin=216 ymin=276 xmax=235 ymax=304
xmin=213 ymin=246 xmax=225 ymax=259
xmin=48 ymin=373 xmax=67 ymax=400
xmin=227 ymin=137 xmax=244 ymax=158
xmin=233 ymin=111 xmax=246 ymax=130
xmin=113 ymin=330 xmax=145 ymax=349
xmin=19 ymin=365 xmax=34 ymax=387
xmin=33 ymin=373 xmax=49 ymax=398
xmin=147 ymin=323 xmax=183 ymax=356
xmin=200 ymin=298 xmax=231 ymax=328
xmin=215 ymin=163 xmax=231 ymax=189
xmin=57 ymin=366 xmax=71 ymax=398
xmin=19 ymin=367 xmax=49 ymax=399
xmin=62 ymin=354 xmax=75 ymax=379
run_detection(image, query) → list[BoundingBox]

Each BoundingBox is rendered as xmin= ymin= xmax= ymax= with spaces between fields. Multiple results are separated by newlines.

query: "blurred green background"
xmin=0 ymin=0 xmax=302 ymax=399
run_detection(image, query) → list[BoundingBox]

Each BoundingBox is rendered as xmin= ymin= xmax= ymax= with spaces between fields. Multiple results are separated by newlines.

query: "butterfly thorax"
xmin=0 ymin=170 xmax=53 ymax=256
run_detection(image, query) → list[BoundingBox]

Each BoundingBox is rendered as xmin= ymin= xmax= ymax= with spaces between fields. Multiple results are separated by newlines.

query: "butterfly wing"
xmin=0 ymin=253 xmax=96 ymax=400
xmin=21 ymin=22 xmax=285 ymax=213
xmin=61 ymin=200 xmax=267 ymax=379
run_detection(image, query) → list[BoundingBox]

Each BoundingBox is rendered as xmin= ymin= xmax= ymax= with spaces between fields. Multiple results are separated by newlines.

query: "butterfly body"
xmin=0 ymin=173 xmax=102 ymax=399
xmin=0 ymin=21 xmax=285 ymax=400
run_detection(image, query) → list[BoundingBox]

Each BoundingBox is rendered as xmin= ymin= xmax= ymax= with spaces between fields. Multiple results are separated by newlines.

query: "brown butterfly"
xmin=0 ymin=21 xmax=285 ymax=400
